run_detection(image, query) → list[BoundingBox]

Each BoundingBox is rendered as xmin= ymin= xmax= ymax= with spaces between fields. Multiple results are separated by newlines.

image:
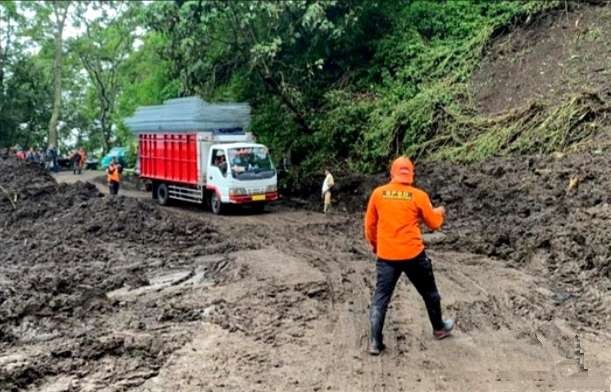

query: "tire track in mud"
xmin=135 ymin=207 xmax=610 ymax=392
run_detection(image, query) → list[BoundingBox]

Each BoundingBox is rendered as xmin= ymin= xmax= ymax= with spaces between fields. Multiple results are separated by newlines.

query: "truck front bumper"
xmin=229 ymin=192 xmax=279 ymax=204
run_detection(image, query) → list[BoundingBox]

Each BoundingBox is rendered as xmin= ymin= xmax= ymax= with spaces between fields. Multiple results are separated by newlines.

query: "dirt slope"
xmin=471 ymin=2 xmax=611 ymax=116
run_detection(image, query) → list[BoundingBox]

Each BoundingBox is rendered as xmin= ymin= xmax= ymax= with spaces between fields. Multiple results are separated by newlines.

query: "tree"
xmin=5 ymin=56 xmax=53 ymax=148
xmin=0 ymin=1 xmax=18 ymax=96
xmin=70 ymin=1 xmax=138 ymax=152
xmin=146 ymin=0 xmax=394 ymax=165
xmin=0 ymin=1 xmax=45 ymax=148
xmin=146 ymin=1 xmax=366 ymax=133
xmin=114 ymin=31 xmax=181 ymax=147
xmin=46 ymin=1 xmax=71 ymax=149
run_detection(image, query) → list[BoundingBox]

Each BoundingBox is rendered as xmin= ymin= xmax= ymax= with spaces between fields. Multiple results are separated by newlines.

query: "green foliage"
xmin=312 ymin=90 xmax=377 ymax=170
xmin=4 ymin=0 xmax=593 ymax=177
xmin=144 ymin=0 xmax=570 ymax=179
xmin=114 ymin=32 xmax=181 ymax=158
xmin=0 ymin=1 xmax=46 ymax=148
xmin=0 ymin=56 xmax=53 ymax=148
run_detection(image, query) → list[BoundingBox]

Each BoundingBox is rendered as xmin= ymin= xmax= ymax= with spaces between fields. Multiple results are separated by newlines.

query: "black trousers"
xmin=370 ymin=251 xmax=444 ymax=343
xmin=109 ymin=181 xmax=120 ymax=195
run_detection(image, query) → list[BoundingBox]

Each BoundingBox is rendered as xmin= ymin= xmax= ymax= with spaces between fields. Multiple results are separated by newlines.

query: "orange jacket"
xmin=364 ymin=182 xmax=444 ymax=261
xmin=107 ymin=164 xmax=121 ymax=183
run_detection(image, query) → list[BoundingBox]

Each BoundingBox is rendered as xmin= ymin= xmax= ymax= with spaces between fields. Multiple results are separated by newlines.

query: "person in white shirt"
xmin=321 ymin=169 xmax=335 ymax=214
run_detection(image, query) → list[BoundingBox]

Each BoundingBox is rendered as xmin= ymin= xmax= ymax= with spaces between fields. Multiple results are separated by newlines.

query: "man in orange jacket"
xmin=364 ymin=156 xmax=453 ymax=355
xmin=106 ymin=157 xmax=122 ymax=195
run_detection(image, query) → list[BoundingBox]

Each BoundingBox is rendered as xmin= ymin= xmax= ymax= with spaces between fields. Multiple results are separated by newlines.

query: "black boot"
xmin=368 ymin=308 xmax=386 ymax=355
xmin=367 ymin=339 xmax=386 ymax=355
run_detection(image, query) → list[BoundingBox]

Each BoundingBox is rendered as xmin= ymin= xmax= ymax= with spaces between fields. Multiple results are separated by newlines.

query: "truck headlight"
xmin=266 ymin=185 xmax=277 ymax=193
xmin=229 ymin=187 xmax=247 ymax=196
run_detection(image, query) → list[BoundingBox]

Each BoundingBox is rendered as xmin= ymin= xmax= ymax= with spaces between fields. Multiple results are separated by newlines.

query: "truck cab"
xmin=206 ymin=143 xmax=278 ymax=214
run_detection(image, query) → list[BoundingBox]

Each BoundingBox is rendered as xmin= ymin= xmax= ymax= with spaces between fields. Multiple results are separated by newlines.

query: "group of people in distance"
xmin=14 ymin=146 xmax=47 ymax=166
xmin=69 ymin=148 xmax=87 ymax=175
xmin=13 ymin=145 xmax=87 ymax=175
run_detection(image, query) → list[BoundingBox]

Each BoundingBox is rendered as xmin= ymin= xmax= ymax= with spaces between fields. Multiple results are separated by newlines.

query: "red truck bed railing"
xmin=139 ymin=133 xmax=199 ymax=185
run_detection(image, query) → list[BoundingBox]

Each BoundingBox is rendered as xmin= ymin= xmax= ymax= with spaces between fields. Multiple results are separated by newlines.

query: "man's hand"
xmin=434 ymin=206 xmax=446 ymax=216
xmin=369 ymin=243 xmax=377 ymax=254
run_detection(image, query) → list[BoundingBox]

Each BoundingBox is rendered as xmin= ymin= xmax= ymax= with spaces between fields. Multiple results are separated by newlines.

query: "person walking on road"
xmin=71 ymin=150 xmax=82 ymax=175
xmin=78 ymin=148 xmax=87 ymax=172
xmin=322 ymin=169 xmax=335 ymax=214
xmin=106 ymin=157 xmax=122 ymax=195
xmin=364 ymin=156 xmax=453 ymax=355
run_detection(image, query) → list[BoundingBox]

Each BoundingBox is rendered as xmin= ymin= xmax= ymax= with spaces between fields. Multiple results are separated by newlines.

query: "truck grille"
xmin=247 ymin=187 xmax=267 ymax=195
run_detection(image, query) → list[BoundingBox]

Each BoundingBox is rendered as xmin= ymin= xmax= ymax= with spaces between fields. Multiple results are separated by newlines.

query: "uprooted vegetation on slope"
xmin=406 ymin=2 xmax=611 ymax=162
xmin=288 ymin=1 xmax=609 ymax=173
xmin=412 ymin=91 xmax=609 ymax=162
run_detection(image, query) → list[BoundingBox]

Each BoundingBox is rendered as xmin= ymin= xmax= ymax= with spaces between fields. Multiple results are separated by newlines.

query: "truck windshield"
xmin=228 ymin=147 xmax=275 ymax=180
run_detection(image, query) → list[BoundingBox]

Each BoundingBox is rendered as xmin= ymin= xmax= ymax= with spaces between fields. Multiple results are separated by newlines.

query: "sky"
xmin=19 ymin=1 xmax=146 ymax=55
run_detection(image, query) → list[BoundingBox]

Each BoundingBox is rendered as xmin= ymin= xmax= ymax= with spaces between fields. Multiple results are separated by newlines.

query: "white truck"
xmin=125 ymin=97 xmax=278 ymax=213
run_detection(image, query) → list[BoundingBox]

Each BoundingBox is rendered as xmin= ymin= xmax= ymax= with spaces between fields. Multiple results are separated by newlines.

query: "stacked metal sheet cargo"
xmin=124 ymin=96 xmax=251 ymax=133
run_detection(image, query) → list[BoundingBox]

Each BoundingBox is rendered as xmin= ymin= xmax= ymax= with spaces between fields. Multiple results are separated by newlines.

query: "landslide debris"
xmin=298 ymin=152 xmax=610 ymax=330
xmin=420 ymin=153 xmax=610 ymax=330
xmin=0 ymin=157 xmax=255 ymax=391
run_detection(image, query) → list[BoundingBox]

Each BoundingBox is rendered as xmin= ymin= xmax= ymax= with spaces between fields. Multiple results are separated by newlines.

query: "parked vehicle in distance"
xmin=100 ymin=147 xmax=128 ymax=169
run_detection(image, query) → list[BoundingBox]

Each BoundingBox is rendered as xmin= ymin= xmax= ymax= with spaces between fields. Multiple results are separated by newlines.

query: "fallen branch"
xmin=0 ymin=184 xmax=17 ymax=209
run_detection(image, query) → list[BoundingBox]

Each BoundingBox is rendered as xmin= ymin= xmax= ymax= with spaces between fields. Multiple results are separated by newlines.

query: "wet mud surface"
xmin=0 ymin=158 xmax=257 ymax=391
xmin=1 ymin=156 xmax=610 ymax=391
xmin=300 ymin=152 xmax=611 ymax=331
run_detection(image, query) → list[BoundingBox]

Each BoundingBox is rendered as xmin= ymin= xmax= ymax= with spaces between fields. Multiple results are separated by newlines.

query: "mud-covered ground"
xmin=1 ymin=155 xmax=610 ymax=392
xmin=297 ymin=153 xmax=611 ymax=330
xmin=0 ymin=159 xmax=258 ymax=391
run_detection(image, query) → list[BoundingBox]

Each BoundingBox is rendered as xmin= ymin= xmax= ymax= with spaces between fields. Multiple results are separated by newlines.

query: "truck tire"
xmin=157 ymin=183 xmax=170 ymax=206
xmin=210 ymin=192 xmax=224 ymax=215
xmin=151 ymin=182 xmax=158 ymax=200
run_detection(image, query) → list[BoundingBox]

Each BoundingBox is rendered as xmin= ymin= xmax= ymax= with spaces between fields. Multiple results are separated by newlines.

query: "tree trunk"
xmin=0 ymin=37 xmax=4 ymax=95
xmin=47 ymin=3 xmax=69 ymax=149
xmin=100 ymin=120 xmax=111 ymax=153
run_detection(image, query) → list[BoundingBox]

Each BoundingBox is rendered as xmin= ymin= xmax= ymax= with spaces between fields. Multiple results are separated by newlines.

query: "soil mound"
xmin=0 ymin=157 xmax=98 ymax=222
xmin=309 ymin=152 xmax=610 ymax=330
xmin=419 ymin=153 xmax=610 ymax=329
xmin=0 ymin=157 xmax=255 ymax=391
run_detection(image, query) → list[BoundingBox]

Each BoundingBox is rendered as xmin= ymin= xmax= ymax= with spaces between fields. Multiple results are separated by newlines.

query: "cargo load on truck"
xmin=124 ymin=96 xmax=251 ymax=133
xmin=124 ymin=97 xmax=278 ymax=214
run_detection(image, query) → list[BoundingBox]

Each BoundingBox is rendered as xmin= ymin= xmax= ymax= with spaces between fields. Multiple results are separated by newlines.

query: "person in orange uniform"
xmin=106 ymin=157 xmax=122 ymax=195
xmin=78 ymin=147 xmax=87 ymax=172
xmin=364 ymin=156 xmax=453 ymax=355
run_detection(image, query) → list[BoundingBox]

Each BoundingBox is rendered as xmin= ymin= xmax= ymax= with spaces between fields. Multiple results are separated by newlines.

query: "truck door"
xmin=208 ymin=148 xmax=229 ymax=199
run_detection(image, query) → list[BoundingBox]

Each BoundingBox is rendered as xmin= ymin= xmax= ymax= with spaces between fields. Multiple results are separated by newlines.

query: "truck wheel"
xmin=210 ymin=192 xmax=223 ymax=215
xmin=157 ymin=183 xmax=170 ymax=206
xmin=151 ymin=182 xmax=158 ymax=200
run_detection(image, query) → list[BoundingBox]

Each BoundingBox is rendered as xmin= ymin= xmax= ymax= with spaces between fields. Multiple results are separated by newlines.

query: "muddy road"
xmin=1 ymin=158 xmax=609 ymax=392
